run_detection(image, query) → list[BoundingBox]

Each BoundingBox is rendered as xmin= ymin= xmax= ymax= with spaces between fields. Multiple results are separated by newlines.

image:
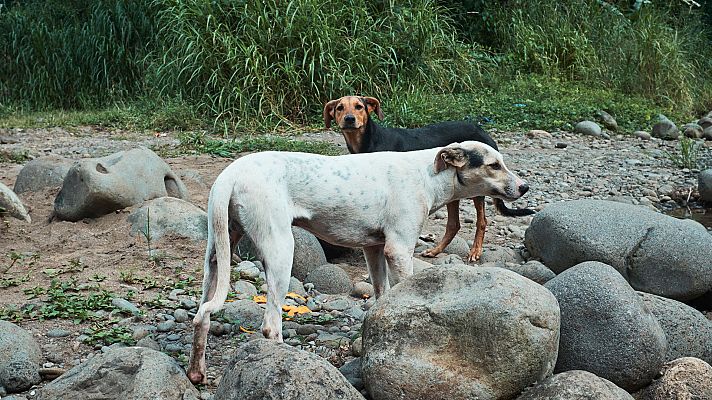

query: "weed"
xmin=0 ymin=273 xmax=30 ymax=288
xmin=83 ymin=322 xmax=135 ymax=346
xmin=139 ymin=208 xmax=153 ymax=258
xmin=3 ymin=251 xmax=39 ymax=273
xmin=665 ymin=136 xmax=701 ymax=169
xmin=0 ymin=149 xmax=31 ymax=164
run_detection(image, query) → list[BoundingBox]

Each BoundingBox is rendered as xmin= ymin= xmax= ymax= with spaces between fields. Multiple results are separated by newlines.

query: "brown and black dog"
xmin=323 ymin=95 xmax=533 ymax=262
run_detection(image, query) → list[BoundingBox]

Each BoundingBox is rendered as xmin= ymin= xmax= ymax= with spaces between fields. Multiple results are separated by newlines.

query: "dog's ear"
xmin=434 ymin=146 xmax=468 ymax=173
xmin=323 ymin=99 xmax=339 ymax=129
xmin=362 ymin=97 xmax=384 ymax=120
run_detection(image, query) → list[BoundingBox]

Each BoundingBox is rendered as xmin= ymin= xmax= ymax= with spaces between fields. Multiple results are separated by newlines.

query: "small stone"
xmin=235 ymin=261 xmax=261 ymax=280
xmin=156 ymin=320 xmax=176 ymax=333
xmin=173 ymin=309 xmax=189 ymax=323
xmin=233 ymin=280 xmax=258 ymax=299
xmin=322 ymin=297 xmax=352 ymax=311
xmin=180 ymin=298 xmax=197 ymax=309
xmin=555 ymin=142 xmax=568 ymax=149
xmin=575 ymin=121 xmax=603 ymax=137
xmin=111 ymin=298 xmax=140 ymax=316
xmin=350 ymin=282 xmax=374 ymax=299
xmin=46 ymin=328 xmax=72 ymax=338
xmin=635 ymin=131 xmax=652 ymax=140
xmin=352 ymin=337 xmax=363 ymax=357
xmin=135 ymin=337 xmax=161 ymax=351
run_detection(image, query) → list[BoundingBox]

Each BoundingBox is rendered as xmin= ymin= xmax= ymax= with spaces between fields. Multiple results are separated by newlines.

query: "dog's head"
xmin=323 ymin=96 xmax=384 ymax=132
xmin=434 ymin=141 xmax=529 ymax=201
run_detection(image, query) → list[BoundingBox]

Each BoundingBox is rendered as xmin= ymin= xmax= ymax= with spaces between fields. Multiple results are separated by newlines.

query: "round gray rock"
xmin=0 ymin=182 xmax=31 ymax=223
xmin=442 ymin=235 xmax=470 ymax=259
xmin=237 ymin=226 xmax=326 ymax=281
xmin=699 ymin=169 xmax=712 ymax=203
xmin=575 ymin=121 xmax=603 ymax=137
xmin=544 ymin=261 xmax=666 ymax=392
xmin=634 ymin=357 xmax=712 ymax=400
xmin=682 ymin=123 xmax=704 ymax=139
xmin=635 ymin=131 xmax=652 ymax=140
xmin=54 ymin=147 xmax=189 ymax=221
xmin=362 ymin=265 xmax=560 ymax=400
xmin=0 ymin=321 xmax=41 ymax=393
xmin=516 ymin=370 xmax=633 ymax=400
xmin=219 ymin=299 xmax=264 ymax=330
xmin=479 ymin=245 xmax=524 ymax=264
xmin=305 ymin=264 xmax=353 ymax=295
xmin=36 ymin=347 xmax=198 ymax=400
xmin=525 ymin=199 xmax=712 ymax=301
xmin=501 ymin=261 xmax=556 ymax=285
xmin=13 ymin=155 xmax=72 ymax=193
xmin=637 ymin=292 xmax=712 ymax=364
xmin=128 ymin=197 xmax=207 ymax=241
xmin=652 ymin=115 xmax=679 ymax=140
xmin=214 ymin=339 xmax=364 ymax=400
xmin=595 ymin=110 xmax=618 ymax=131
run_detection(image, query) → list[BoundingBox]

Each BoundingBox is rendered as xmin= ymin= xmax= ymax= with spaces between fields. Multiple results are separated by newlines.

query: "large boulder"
xmin=517 ymin=370 xmax=633 ymax=400
xmin=651 ymin=115 xmax=679 ymax=140
xmin=0 ymin=182 xmax=31 ymax=223
xmin=699 ymin=169 xmax=712 ymax=203
xmin=53 ymin=147 xmax=189 ymax=221
xmin=544 ymin=262 xmax=667 ymax=392
xmin=305 ymin=264 xmax=353 ymax=294
xmin=0 ymin=321 xmax=41 ymax=393
xmin=36 ymin=347 xmax=198 ymax=400
xmin=637 ymin=292 xmax=712 ymax=364
xmin=237 ymin=226 xmax=327 ymax=281
xmin=634 ymin=357 xmax=712 ymax=400
xmin=525 ymin=199 xmax=712 ymax=301
xmin=128 ymin=197 xmax=207 ymax=241
xmin=13 ymin=155 xmax=72 ymax=193
xmin=362 ymin=265 xmax=560 ymax=400
xmin=214 ymin=339 xmax=364 ymax=400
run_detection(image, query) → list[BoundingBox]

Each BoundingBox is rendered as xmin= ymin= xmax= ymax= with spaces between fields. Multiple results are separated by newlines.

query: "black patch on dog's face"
xmin=466 ymin=150 xmax=484 ymax=168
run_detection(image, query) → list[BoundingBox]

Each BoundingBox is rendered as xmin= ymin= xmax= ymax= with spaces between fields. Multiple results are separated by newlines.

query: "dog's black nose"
xmin=519 ymin=183 xmax=529 ymax=195
xmin=344 ymin=115 xmax=356 ymax=124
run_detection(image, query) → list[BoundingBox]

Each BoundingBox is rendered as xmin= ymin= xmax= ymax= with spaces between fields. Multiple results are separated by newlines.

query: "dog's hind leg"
xmin=467 ymin=196 xmax=487 ymax=263
xmin=363 ymin=245 xmax=388 ymax=298
xmin=421 ymin=200 xmax=461 ymax=258
xmin=384 ymin=235 xmax=416 ymax=287
xmin=255 ymin=222 xmax=294 ymax=341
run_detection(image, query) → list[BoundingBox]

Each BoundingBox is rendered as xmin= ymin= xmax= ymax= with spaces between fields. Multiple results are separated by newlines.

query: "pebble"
xmin=157 ymin=320 xmax=176 ymax=332
xmin=173 ymin=308 xmax=189 ymax=323
xmin=46 ymin=328 xmax=72 ymax=338
xmin=111 ymin=298 xmax=141 ymax=316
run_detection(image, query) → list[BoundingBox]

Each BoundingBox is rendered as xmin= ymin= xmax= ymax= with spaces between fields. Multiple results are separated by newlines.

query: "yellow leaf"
xmin=253 ymin=295 xmax=267 ymax=304
xmin=282 ymin=305 xmax=312 ymax=316
xmin=239 ymin=326 xmax=255 ymax=334
xmin=286 ymin=292 xmax=306 ymax=301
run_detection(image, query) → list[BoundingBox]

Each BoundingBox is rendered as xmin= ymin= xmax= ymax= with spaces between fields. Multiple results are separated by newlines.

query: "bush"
xmin=0 ymin=0 xmax=157 ymax=109
xmin=150 ymin=0 xmax=490 ymax=127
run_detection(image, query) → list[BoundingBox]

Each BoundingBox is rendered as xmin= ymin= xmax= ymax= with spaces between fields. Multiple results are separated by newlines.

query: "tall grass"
xmin=0 ymin=0 xmax=157 ymax=109
xmin=151 ymin=0 xmax=489 ymax=127
xmin=486 ymin=0 xmax=711 ymax=110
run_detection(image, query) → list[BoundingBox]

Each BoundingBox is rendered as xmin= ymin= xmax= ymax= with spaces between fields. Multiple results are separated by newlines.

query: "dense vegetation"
xmin=0 ymin=0 xmax=710 ymax=133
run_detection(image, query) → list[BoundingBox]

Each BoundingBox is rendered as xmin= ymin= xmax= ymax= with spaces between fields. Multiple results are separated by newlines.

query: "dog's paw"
xmin=187 ymin=369 xmax=207 ymax=385
xmin=420 ymin=248 xmax=439 ymax=258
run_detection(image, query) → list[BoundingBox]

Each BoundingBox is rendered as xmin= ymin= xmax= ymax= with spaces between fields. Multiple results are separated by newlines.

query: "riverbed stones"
xmin=53 ymin=147 xmax=189 ymax=221
xmin=362 ymin=265 xmax=560 ymax=400
xmin=544 ymin=262 xmax=667 ymax=391
xmin=0 ymin=321 xmax=41 ymax=394
xmin=516 ymin=370 xmax=633 ymax=400
xmin=525 ymin=199 xmax=712 ymax=301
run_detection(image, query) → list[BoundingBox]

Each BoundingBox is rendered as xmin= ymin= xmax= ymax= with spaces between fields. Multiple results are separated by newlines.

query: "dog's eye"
xmin=489 ymin=163 xmax=501 ymax=170
xmin=354 ymin=104 xmax=363 ymax=110
xmin=336 ymin=105 xmax=344 ymax=111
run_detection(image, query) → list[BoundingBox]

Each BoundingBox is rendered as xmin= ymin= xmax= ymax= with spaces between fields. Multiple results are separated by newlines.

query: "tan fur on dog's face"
xmin=435 ymin=141 xmax=529 ymax=201
xmin=323 ymin=96 xmax=384 ymax=131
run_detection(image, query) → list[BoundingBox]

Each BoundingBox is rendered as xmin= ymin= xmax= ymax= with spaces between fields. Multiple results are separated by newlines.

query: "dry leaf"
xmin=282 ymin=305 xmax=311 ymax=316
xmin=253 ymin=295 xmax=267 ymax=304
xmin=239 ymin=326 xmax=256 ymax=334
xmin=286 ymin=292 xmax=306 ymax=301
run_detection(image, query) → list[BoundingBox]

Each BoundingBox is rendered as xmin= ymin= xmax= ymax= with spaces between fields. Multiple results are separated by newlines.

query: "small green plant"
xmin=17 ymin=278 xmax=119 ymax=323
xmin=665 ymin=136 xmax=701 ymax=169
xmin=83 ymin=322 xmax=135 ymax=346
xmin=139 ymin=208 xmax=153 ymax=258
xmin=0 ymin=149 xmax=31 ymax=164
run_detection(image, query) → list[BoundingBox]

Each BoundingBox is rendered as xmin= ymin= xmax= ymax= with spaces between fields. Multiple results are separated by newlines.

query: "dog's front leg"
xmin=468 ymin=196 xmax=487 ymax=262
xmin=363 ymin=245 xmax=388 ymax=298
xmin=384 ymin=239 xmax=416 ymax=287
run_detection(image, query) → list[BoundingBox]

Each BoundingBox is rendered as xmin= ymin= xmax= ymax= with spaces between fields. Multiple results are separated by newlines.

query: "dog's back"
xmin=373 ymin=121 xmax=498 ymax=152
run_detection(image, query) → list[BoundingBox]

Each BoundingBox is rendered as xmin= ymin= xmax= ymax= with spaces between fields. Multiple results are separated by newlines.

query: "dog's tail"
xmin=194 ymin=183 xmax=233 ymax=322
xmin=493 ymin=198 xmax=535 ymax=217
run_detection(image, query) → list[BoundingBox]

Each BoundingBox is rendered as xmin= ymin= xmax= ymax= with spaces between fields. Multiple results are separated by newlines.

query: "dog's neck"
xmin=341 ymin=118 xmax=382 ymax=154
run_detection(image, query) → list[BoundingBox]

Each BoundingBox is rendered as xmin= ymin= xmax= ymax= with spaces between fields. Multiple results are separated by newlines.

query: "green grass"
xmin=179 ymin=132 xmax=343 ymax=157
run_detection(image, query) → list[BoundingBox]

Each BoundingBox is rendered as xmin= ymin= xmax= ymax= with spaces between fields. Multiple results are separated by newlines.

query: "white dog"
xmin=187 ymin=141 xmax=529 ymax=383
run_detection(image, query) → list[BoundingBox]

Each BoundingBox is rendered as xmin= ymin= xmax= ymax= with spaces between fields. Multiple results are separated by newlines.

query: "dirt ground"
xmin=1 ymin=125 xmax=710 ymax=395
